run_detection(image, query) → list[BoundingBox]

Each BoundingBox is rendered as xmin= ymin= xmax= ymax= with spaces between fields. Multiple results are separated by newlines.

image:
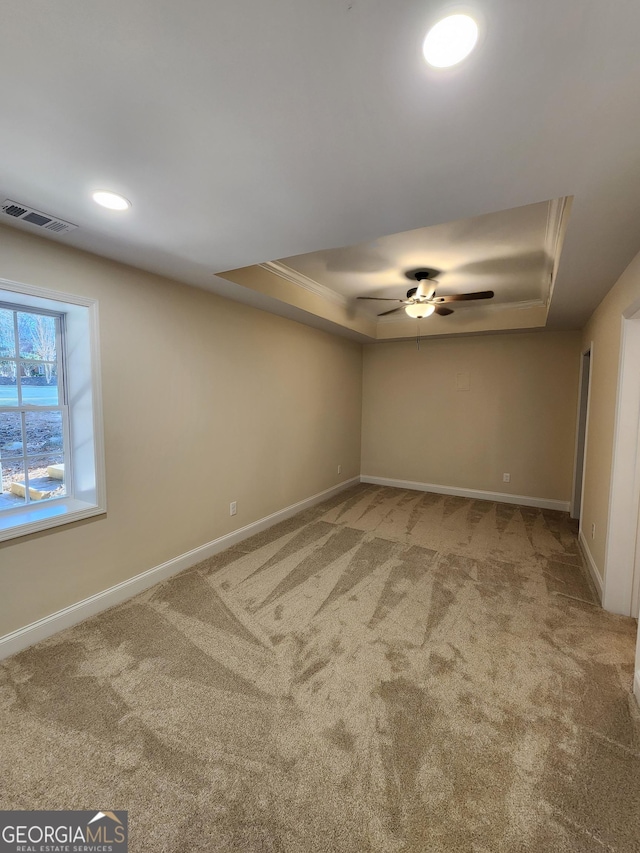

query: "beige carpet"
xmin=1 ymin=485 xmax=639 ymax=852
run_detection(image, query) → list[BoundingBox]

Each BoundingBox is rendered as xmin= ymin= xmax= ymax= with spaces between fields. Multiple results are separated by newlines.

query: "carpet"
xmin=1 ymin=485 xmax=638 ymax=852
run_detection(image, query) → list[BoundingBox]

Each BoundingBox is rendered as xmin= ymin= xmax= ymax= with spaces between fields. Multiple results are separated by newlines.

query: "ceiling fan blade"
xmin=378 ymin=307 xmax=403 ymax=317
xmin=435 ymin=306 xmax=454 ymax=316
xmin=357 ymin=297 xmax=406 ymax=302
xmin=433 ymin=290 xmax=494 ymax=303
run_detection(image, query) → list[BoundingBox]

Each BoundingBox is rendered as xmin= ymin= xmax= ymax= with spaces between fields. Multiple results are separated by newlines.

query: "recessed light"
xmin=92 ymin=190 xmax=131 ymax=211
xmin=423 ymin=14 xmax=479 ymax=68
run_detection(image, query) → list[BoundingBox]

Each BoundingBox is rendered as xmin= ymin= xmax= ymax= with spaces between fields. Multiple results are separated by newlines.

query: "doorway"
xmin=571 ymin=347 xmax=591 ymax=521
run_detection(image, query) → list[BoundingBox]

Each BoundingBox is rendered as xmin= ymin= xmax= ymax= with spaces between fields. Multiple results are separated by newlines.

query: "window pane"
xmin=0 ymin=412 xmax=23 ymax=457
xmin=0 ymin=309 xmax=15 ymax=357
xmin=20 ymin=362 xmax=59 ymax=405
xmin=0 ymin=362 xmax=18 ymax=406
xmin=0 ymin=458 xmax=26 ymax=509
xmin=25 ymin=410 xmax=63 ymax=454
xmin=26 ymin=454 xmax=66 ymax=501
xmin=18 ymin=312 xmax=57 ymax=362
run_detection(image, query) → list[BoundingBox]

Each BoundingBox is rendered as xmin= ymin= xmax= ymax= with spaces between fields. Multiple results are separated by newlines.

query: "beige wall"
xmin=580 ymin=249 xmax=640 ymax=581
xmin=361 ymin=331 xmax=581 ymax=501
xmin=0 ymin=225 xmax=362 ymax=636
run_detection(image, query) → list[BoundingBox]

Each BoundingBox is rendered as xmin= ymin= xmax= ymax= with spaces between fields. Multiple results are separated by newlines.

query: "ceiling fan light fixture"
xmin=423 ymin=14 xmax=479 ymax=68
xmin=405 ymin=303 xmax=435 ymax=319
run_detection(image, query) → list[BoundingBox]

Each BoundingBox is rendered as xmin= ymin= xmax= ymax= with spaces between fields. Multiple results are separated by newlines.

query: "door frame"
xmin=602 ymin=300 xmax=640 ymax=616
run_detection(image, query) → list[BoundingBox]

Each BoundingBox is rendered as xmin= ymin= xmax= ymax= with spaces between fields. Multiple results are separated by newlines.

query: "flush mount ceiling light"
xmin=92 ymin=190 xmax=131 ymax=211
xmin=423 ymin=14 xmax=479 ymax=68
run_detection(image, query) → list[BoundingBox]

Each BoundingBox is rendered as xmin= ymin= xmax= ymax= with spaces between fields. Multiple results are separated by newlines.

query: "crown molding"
xmin=259 ymin=261 xmax=348 ymax=307
xmin=545 ymin=196 xmax=572 ymax=306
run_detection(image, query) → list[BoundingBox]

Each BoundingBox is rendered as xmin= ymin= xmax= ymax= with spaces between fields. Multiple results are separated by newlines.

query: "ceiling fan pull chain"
xmin=416 ymin=319 xmax=420 ymax=351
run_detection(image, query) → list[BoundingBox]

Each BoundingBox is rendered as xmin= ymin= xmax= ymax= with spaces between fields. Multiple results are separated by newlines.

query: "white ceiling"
xmin=1 ymin=1 xmax=640 ymax=332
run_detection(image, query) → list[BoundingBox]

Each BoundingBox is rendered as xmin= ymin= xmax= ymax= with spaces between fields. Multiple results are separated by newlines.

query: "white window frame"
xmin=0 ymin=278 xmax=106 ymax=541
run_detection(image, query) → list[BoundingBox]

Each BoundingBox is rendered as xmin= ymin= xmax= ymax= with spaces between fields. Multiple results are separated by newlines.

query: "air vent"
xmin=1 ymin=199 xmax=78 ymax=234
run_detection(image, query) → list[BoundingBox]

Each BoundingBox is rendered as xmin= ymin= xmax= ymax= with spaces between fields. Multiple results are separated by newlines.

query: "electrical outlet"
xmin=503 ymin=473 xmax=510 ymax=483
xmin=337 ymin=464 xmax=342 ymax=475
xmin=230 ymin=501 xmax=237 ymax=517
xmin=591 ymin=522 xmax=596 ymax=539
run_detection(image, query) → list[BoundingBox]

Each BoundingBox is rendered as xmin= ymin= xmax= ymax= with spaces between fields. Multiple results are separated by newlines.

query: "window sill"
xmin=0 ymin=497 xmax=105 ymax=542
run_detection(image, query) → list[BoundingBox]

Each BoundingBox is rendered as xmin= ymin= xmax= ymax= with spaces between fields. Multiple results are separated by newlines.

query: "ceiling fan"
xmin=357 ymin=269 xmax=494 ymax=318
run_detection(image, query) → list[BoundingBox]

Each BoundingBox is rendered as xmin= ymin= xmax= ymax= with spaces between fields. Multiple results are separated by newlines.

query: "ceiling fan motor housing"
xmin=416 ymin=280 xmax=437 ymax=300
xmin=406 ymin=268 xmax=440 ymax=302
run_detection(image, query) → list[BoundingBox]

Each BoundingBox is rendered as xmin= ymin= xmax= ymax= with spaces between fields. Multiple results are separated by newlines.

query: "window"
xmin=0 ymin=279 xmax=105 ymax=541
xmin=0 ymin=306 xmax=67 ymax=510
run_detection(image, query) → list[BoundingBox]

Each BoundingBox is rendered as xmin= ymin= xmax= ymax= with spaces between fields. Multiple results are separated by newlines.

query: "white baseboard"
xmin=578 ymin=529 xmax=604 ymax=602
xmin=360 ymin=475 xmax=570 ymax=512
xmin=0 ymin=477 xmax=359 ymax=661
xmin=634 ymin=671 xmax=640 ymax=707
